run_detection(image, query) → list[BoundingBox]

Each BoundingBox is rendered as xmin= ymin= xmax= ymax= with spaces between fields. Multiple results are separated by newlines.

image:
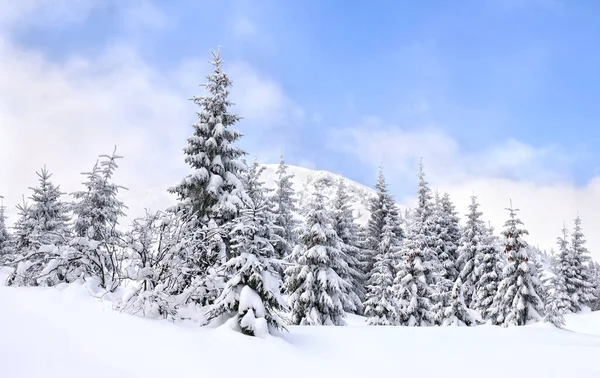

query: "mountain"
xmin=259 ymin=164 xmax=403 ymax=226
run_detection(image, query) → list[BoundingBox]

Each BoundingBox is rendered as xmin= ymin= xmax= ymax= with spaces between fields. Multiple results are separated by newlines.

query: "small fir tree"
xmin=544 ymin=255 xmax=570 ymax=328
xmin=8 ymin=168 xmax=71 ymax=286
xmin=442 ymin=278 xmax=475 ymax=326
xmin=273 ymin=154 xmax=299 ymax=259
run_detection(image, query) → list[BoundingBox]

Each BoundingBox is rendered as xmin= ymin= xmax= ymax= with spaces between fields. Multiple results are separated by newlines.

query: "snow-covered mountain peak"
xmin=259 ymin=164 xmax=379 ymax=226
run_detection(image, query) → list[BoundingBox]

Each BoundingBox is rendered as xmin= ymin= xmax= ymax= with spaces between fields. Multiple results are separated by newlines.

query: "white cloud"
xmin=0 ymin=4 xmax=302 ymax=229
xmin=232 ymin=16 xmax=257 ymax=38
xmin=0 ymin=39 xmax=190 ymax=227
xmin=0 ymin=0 xmax=100 ymax=29
xmin=332 ymin=118 xmax=600 ymax=262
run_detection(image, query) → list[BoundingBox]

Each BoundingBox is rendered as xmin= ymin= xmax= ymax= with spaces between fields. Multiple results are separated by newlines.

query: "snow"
xmin=1 ymin=271 xmax=600 ymax=378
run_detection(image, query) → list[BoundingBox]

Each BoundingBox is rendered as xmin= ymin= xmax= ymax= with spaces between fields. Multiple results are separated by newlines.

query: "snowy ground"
xmin=1 ymin=275 xmax=600 ymax=378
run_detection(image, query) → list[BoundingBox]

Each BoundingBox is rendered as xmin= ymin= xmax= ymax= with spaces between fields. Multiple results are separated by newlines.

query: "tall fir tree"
xmin=70 ymin=150 xmax=127 ymax=290
xmin=168 ymin=48 xmax=247 ymax=226
xmin=488 ymin=203 xmax=544 ymax=326
xmin=208 ymin=196 xmax=286 ymax=337
xmin=439 ymin=192 xmax=461 ymax=282
xmin=167 ymin=48 xmax=248 ymax=303
xmin=431 ymin=192 xmax=459 ymax=324
xmin=331 ymin=178 xmax=365 ymax=313
xmin=393 ymin=162 xmax=438 ymax=326
xmin=364 ymin=214 xmax=399 ymax=325
xmin=272 ymin=154 xmax=299 ymax=259
xmin=471 ymin=224 xmax=503 ymax=320
xmin=364 ymin=167 xmax=402 ymax=282
xmin=285 ymin=189 xmax=352 ymax=325
xmin=568 ymin=216 xmax=596 ymax=311
xmin=456 ymin=195 xmax=486 ymax=307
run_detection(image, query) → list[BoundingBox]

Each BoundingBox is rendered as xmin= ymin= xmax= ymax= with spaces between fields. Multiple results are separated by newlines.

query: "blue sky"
xmin=3 ymin=0 xmax=600 ymax=257
xmin=9 ymin=0 xmax=600 ymax=188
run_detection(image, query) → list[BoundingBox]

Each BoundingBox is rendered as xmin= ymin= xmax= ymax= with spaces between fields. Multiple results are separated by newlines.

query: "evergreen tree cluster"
xmin=2 ymin=47 xmax=598 ymax=338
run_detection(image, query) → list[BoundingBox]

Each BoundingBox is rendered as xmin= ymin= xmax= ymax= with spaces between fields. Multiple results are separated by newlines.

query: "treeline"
xmin=0 ymin=49 xmax=599 ymax=337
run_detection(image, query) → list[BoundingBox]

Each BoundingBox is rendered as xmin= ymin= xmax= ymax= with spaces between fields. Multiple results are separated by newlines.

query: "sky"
xmin=2 ymin=0 xmax=600 ymax=259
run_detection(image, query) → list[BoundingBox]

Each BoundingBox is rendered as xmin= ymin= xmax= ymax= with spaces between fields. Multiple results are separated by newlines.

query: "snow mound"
xmin=1 ymin=278 xmax=600 ymax=378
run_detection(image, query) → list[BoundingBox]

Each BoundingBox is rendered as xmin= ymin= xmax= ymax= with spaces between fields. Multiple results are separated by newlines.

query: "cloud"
xmin=0 ymin=0 xmax=100 ymax=30
xmin=232 ymin=16 xmax=258 ymax=38
xmin=0 ymin=4 xmax=303 ymax=229
xmin=0 ymin=39 xmax=189 ymax=227
xmin=332 ymin=118 xmax=600 ymax=261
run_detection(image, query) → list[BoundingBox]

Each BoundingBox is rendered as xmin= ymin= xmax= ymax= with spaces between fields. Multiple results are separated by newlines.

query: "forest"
xmin=1 ymin=49 xmax=599 ymax=338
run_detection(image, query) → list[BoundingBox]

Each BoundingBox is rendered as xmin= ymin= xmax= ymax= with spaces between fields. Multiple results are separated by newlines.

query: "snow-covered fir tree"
xmin=285 ymin=188 xmax=352 ymax=325
xmin=10 ymin=198 xmax=35 ymax=256
xmin=272 ymin=154 xmax=299 ymax=259
xmin=26 ymin=167 xmax=71 ymax=247
xmin=442 ymin=278 xmax=476 ymax=326
xmin=471 ymin=223 xmax=503 ymax=320
xmin=456 ymin=195 xmax=486 ymax=307
xmin=529 ymin=245 xmax=549 ymax=306
xmin=438 ymin=192 xmax=461 ymax=282
xmin=7 ymin=167 xmax=71 ymax=286
xmin=488 ymin=203 xmax=544 ymax=326
xmin=0 ymin=203 xmax=10 ymax=262
xmin=0 ymin=201 xmax=9 ymax=248
xmin=364 ymin=214 xmax=399 ymax=325
xmin=589 ymin=261 xmax=600 ymax=311
xmin=208 ymin=195 xmax=286 ymax=337
xmin=567 ymin=216 xmax=596 ymax=311
xmin=544 ymin=278 xmax=568 ymax=327
xmin=394 ymin=162 xmax=439 ymax=326
xmin=168 ymin=48 xmax=247 ymax=226
xmin=431 ymin=191 xmax=459 ymax=324
xmin=331 ymin=178 xmax=365 ymax=313
xmin=544 ymin=230 xmax=572 ymax=327
xmin=364 ymin=167 xmax=402 ymax=281
xmin=167 ymin=48 xmax=248 ymax=304
xmin=241 ymin=159 xmax=272 ymax=204
xmin=70 ymin=150 xmax=127 ymax=290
